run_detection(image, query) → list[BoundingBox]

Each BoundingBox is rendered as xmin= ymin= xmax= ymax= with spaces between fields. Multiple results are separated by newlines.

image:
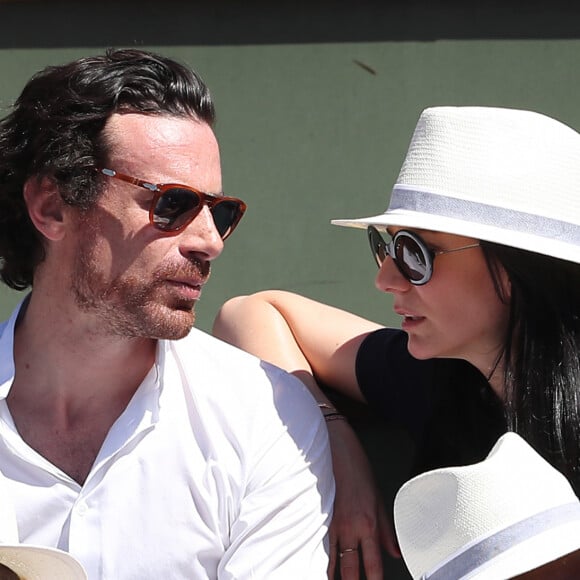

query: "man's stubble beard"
xmin=71 ymin=234 xmax=208 ymax=340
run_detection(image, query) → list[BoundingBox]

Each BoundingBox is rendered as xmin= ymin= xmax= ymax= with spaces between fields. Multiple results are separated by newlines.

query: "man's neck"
xmin=6 ymin=291 xmax=158 ymax=484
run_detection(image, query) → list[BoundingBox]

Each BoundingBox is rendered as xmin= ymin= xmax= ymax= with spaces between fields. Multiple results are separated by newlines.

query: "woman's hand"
xmin=326 ymin=419 xmax=401 ymax=580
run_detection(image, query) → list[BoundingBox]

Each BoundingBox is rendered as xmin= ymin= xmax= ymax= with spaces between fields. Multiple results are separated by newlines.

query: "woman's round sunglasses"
xmin=367 ymin=225 xmax=480 ymax=285
xmin=98 ymin=168 xmax=247 ymax=239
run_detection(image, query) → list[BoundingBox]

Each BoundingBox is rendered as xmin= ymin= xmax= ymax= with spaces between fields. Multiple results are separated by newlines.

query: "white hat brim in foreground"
xmin=332 ymin=106 xmax=580 ymax=265
xmin=393 ymin=433 xmax=580 ymax=580
xmin=0 ymin=545 xmax=87 ymax=580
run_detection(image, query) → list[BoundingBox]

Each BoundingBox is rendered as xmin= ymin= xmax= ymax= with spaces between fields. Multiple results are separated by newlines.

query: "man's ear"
xmin=23 ymin=176 xmax=67 ymax=241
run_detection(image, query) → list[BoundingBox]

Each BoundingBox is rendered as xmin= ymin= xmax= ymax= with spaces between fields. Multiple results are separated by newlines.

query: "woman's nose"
xmin=375 ymin=256 xmax=412 ymax=294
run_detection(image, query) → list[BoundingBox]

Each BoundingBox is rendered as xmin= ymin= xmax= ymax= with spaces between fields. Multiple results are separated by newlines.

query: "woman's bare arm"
xmin=212 ymin=289 xmax=383 ymax=403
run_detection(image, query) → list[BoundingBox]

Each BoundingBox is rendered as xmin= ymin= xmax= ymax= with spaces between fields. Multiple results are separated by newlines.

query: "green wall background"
xmin=1 ymin=38 xmax=580 ymax=333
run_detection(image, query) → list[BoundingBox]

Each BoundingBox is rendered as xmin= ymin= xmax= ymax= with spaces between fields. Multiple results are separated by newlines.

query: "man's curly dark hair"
xmin=0 ymin=48 xmax=215 ymax=290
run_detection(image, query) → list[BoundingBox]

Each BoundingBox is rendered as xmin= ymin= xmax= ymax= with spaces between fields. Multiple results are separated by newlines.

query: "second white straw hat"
xmin=393 ymin=432 xmax=580 ymax=579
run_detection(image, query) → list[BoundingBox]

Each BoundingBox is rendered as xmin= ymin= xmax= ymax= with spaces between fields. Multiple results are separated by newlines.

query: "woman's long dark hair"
xmin=482 ymin=241 xmax=580 ymax=493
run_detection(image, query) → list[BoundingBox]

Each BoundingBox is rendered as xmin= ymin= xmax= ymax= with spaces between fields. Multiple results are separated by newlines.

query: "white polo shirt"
xmin=0 ymin=300 xmax=334 ymax=579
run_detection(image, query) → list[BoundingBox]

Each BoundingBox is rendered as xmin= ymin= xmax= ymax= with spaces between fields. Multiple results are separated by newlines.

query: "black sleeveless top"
xmin=355 ymin=328 xmax=506 ymax=475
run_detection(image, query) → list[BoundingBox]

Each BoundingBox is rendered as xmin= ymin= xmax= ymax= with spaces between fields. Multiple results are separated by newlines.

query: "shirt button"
xmin=76 ymin=502 xmax=88 ymax=516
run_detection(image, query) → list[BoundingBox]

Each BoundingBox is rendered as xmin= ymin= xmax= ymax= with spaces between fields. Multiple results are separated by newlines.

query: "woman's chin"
xmin=405 ymin=337 xmax=442 ymax=361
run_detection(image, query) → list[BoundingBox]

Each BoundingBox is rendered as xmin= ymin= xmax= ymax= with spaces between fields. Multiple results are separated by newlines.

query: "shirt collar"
xmin=0 ymin=295 xmax=30 ymax=400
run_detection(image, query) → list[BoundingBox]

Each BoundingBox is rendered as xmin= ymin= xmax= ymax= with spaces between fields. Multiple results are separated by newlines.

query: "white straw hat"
xmin=0 ymin=472 xmax=87 ymax=580
xmin=393 ymin=432 xmax=580 ymax=580
xmin=332 ymin=106 xmax=580 ymax=264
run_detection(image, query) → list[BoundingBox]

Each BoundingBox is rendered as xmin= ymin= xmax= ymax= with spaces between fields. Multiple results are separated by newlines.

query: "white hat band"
xmin=390 ymin=186 xmax=580 ymax=245
xmin=424 ymin=501 xmax=580 ymax=580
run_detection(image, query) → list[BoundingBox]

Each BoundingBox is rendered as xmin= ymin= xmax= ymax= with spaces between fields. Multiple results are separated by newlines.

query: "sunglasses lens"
xmin=368 ymin=226 xmax=387 ymax=267
xmin=394 ymin=235 xmax=430 ymax=283
xmin=153 ymin=188 xmax=202 ymax=232
xmin=367 ymin=227 xmax=433 ymax=284
xmin=154 ymin=188 xmax=244 ymax=239
xmin=211 ymin=200 xmax=244 ymax=239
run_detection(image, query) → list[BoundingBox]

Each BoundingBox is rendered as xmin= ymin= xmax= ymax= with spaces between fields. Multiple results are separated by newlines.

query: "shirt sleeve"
xmin=218 ymin=364 xmax=334 ymax=579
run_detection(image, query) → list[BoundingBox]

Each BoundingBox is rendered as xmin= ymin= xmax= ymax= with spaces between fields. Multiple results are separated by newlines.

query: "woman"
xmin=213 ymin=106 xmax=580 ymax=580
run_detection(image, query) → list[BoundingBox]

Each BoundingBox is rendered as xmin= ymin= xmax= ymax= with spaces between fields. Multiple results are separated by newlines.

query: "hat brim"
xmin=331 ymin=209 xmax=580 ymax=265
xmin=0 ymin=546 xmax=87 ymax=580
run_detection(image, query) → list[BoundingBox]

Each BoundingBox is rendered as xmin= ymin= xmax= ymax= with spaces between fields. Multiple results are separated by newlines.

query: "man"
xmin=0 ymin=49 xmax=333 ymax=579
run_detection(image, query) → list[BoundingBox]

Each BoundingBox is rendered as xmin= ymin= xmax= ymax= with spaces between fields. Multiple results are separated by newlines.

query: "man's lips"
xmin=157 ymin=259 xmax=211 ymax=300
xmin=166 ymin=278 xmax=205 ymax=300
